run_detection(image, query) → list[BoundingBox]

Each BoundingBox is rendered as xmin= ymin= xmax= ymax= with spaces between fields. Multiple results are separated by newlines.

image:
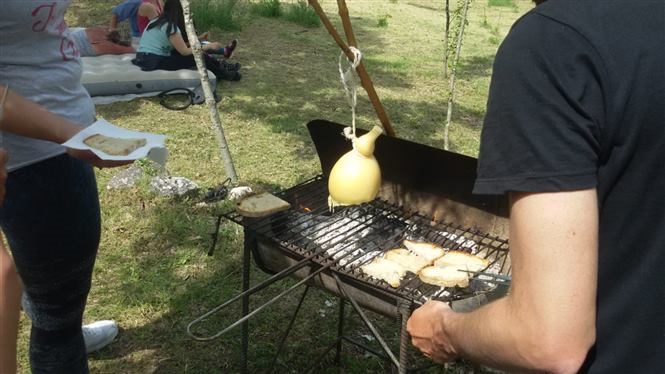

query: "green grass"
xmin=191 ymin=0 xmax=243 ymax=31
xmin=488 ymin=0 xmax=516 ymax=7
xmin=250 ymin=0 xmax=282 ymax=18
xmin=13 ymin=1 xmax=531 ymax=373
xmin=283 ymin=0 xmax=321 ymax=28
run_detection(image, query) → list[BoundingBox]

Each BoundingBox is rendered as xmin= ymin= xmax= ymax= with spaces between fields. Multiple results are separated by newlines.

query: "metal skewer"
xmin=460 ymin=269 xmax=512 ymax=285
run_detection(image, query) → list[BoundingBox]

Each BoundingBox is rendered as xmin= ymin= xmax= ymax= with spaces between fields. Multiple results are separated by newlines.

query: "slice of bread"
xmin=83 ymin=134 xmax=147 ymax=156
xmin=235 ymin=192 xmax=291 ymax=218
xmin=384 ymin=248 xmax=431 ymax=274
xmin=419 ymin=265 xmax=470 ymax=288
xmin=434 ymin=250 xmax=489 ymax=272
xmin=403 ymin=239 xmax=445 ymax=262
xmin=361 ymin=257 xmax=407 ymax=288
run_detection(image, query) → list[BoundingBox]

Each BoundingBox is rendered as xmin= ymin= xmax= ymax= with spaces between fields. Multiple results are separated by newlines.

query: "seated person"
xmin=177 ymin=21 xmax=240 ymax=72
xmin=70 ymin=27 xmax=135 ymax=57
xmin=132 ymin=0 xmax=241 ymax=81
xmin=110 ymin=0 xmax=163 ymax=40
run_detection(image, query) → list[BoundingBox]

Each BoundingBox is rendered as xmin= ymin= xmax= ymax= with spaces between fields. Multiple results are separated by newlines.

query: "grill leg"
xmin=207 ymin=214 xmax=224 ymax=256
xmin=397 ymin=300 xmax=412 ymax=374
xmin=335 ymin=297 xmax=346 ymax=365
xmin=240 ymin=232 xmax=255 ymax=374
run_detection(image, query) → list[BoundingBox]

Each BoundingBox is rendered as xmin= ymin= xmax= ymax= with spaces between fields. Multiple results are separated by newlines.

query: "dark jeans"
xmin=134 ymin=51 xmax=235 ymax=81
xmin=0 ymin=154 xmax=100 ymax=374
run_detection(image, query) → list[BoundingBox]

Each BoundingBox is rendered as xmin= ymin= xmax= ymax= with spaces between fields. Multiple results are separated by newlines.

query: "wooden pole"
xmin=308 ymin=0 xmax=396 ymax=137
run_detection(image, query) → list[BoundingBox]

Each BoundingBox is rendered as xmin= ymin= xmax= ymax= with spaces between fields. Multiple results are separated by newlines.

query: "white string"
xmin=338 ymin=46 xmax=362 ymax=140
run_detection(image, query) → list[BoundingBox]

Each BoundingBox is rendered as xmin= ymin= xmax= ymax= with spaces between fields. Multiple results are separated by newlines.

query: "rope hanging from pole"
xmin=338 ymin=46 xmax=363 ymax=140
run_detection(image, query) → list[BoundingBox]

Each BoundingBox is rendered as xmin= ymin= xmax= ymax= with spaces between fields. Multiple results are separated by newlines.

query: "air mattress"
xmin=81 ymin=53 xmax=216 ymax=97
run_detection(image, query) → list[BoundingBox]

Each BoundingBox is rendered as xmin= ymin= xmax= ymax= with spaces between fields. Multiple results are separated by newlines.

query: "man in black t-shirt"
xmin=407 ymin=1 xmax=664 ymax=373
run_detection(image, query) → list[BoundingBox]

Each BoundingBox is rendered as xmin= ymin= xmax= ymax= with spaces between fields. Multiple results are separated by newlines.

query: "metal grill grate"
xmin=224 ymin=176 xmax=510 ymax=305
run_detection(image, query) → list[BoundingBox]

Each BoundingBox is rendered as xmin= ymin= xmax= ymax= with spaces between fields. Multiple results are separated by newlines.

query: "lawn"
xmin=16 ymin=0 xmax=533 ymax=373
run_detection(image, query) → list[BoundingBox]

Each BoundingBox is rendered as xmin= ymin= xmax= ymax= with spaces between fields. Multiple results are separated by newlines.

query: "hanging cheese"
xmin=328 ymin=125 xmax=383 ymax=209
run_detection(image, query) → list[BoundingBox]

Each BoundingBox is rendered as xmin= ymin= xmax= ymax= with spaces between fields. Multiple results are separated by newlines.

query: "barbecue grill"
xmin=188 ymin=119 xmax=511 ymax=373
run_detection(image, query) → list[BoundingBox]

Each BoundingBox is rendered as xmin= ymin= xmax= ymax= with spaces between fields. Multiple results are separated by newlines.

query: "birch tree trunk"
xmin=180 ymin=0 xmax=238 ymax=182
xmin=443 ymin=0 xmax=450 ymax=78
xmin=443 ymin=0 xmax=469 ymax=151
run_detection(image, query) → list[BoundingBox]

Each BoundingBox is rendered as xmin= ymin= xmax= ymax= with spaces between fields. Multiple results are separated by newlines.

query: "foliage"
xmin=191 ymin=0 xmax=242 ymax=31
xmin=283 ymin=0 xmax=321 ymax=27
xmin=446 ymin=0 xmax=472 ymax=70
xmin=250 ymin=0 xmax=283 ymax=18
xmin=377 ymin=14 xmax=392 ymax=28
xmin=248 ymin=0 xmax=320 ymax=28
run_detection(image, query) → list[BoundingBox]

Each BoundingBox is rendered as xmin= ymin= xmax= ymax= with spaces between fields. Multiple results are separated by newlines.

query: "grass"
xmin=250 ymin=0 xmax=282 ymax=18
xmin=191 ymin=0 xmax=243 ymax=31
xmin=15 ymin=0 xmax=533 ymax=373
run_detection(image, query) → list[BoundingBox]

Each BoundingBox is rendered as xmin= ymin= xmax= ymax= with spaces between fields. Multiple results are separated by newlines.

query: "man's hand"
xmin=66 ymin=148 xmax=134 ymax=169
xmin=406 ymin=300 xmax=458 ymax=363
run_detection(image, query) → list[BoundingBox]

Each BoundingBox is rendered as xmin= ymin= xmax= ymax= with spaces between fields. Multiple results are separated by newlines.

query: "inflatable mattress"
xmin=81 ymin=53 xmax=216 ymax=97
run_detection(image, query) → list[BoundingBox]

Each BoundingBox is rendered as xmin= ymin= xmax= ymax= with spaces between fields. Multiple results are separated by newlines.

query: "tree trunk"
xmin=180 ymin=0 xmax=238 ymax=182
xmin=443 ymin=0 xmax=469 ymax=151
xmin=443 ymin=0 xmax=450 ymax=78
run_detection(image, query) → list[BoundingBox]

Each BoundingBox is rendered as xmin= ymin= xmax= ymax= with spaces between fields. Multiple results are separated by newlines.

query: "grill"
xmin=188 ymin=120 xmax=511 ymax=373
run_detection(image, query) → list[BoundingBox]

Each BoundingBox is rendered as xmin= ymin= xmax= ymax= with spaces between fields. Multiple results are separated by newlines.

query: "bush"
xmin=283 ymin=1 xmax=320 ymax=27
xmin=191 ymin=0 xmax=242 ymax=31
xmin=250 ymin=0 xmax=282 ymax=18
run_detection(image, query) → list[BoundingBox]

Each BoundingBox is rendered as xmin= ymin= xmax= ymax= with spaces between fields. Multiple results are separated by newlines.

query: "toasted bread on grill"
xmin=384 ymin=248 xmax=431 ymax=274
xmin=419 ymin=265 xmax=470 ymax=288
xmin=403 ymin=239 xmax=446 ymax=262
xmin=361 ymin=257 xmax=407 ymax=288
xmin=83 ymin=134 xmax=147 ymax=156
xmin=236 ymin=192 xmax=291 ymax=218
xmin=434 ymin=250 xmax=489 ymax=272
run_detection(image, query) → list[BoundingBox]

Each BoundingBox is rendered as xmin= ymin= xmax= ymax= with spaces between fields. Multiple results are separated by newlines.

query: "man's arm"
xmin=408 ymin=189 xmax=598 ymax=374
xmin=92 ymin=40 xmax=135 ymax=55
xmin=137 ymin=2 xmax=160 ymax=20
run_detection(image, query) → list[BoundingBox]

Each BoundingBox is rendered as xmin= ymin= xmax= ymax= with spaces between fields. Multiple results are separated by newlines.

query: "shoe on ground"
xmin=83 ymin=320 xmax=118 ymax=353
xmin=224 ymin=39 xmax=238 ymax=59
xmin=221 ymin=59 xmax=241 ymax=72
xmin=220 ymin=69 xmax=242 ymax=82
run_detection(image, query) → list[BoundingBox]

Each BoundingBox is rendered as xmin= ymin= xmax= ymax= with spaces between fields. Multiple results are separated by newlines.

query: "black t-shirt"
xmin=474 ymin=1 xmax=664 ymax=372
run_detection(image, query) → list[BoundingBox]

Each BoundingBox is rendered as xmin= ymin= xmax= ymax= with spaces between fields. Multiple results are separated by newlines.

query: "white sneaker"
xmin=82 ymin=320 xmax=119 ymax=353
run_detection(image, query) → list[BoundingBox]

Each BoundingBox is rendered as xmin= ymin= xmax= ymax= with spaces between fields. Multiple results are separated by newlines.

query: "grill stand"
xmin=189 ymin=229 xmax=432 ymax=373
xmin=190 ymin=120 xmax=511 ymax=372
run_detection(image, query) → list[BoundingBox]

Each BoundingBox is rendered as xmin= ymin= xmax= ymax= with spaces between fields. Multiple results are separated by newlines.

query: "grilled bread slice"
xmin=419 ymin=265 xmax=470 ymax=288
xmin=83 ymin=134 xmax=147 ymax=156
xmin=384 ymin=248 xmax=431 ymax=274
xmin=403 ymin=239 xmax=446 ymax=262
xmin=236 ymin=192 xmax=291 ymax=218
xmin=434 ymin=250 xmax=489 ymax=273
xmin=361 ymin=257 xmax=407 ymax=288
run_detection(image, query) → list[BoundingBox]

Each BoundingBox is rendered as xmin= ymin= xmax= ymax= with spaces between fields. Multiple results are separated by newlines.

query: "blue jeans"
xmin=0 ymin=154 xmax=100 ymax=374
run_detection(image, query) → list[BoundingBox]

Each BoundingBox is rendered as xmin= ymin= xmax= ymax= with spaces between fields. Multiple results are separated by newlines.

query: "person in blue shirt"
xmin=109 ymin=0 xmax=142 ymax=38
xmin=110 ymin=0 xmax=163 ymax=45
xmin=132 ymin=0 xmax=240 ymax=81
